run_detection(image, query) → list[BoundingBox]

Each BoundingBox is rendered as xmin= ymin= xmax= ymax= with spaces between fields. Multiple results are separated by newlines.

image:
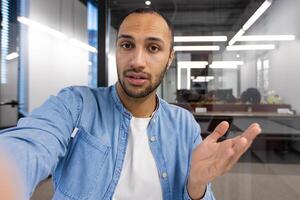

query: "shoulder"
xmin=58 ymin=85 xmax=108 ymax=95
xmin=159 ymin=99 xmax=199 ymax=131
xmin=159 ymin=99 xmax=195 ymax=120
xmin=158 ymin=99 xmax=201 ymax=147
xmin=56 ymin=85 xmax=112 ymax=101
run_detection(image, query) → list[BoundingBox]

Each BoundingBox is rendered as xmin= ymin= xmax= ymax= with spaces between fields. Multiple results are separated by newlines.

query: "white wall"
xmin=27 ymin=0 xmax=89 ymax=112
xmin=212 ymin=51 xmax=239 ymax=97
xmin=221 ymin=69 xmax=238 ymax=97
xmin=263 ymin=0 xmax=300 ymax=112
xmin=240 ymin=0 xmax=300 ymax=112
xmin=240 ymin=54 xmax=257 ymax=93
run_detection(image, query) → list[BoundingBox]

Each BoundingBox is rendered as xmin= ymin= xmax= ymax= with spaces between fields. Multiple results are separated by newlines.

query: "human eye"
xmin=147 ymin=44 xmax=160 ymax=53
xmin=120 ymin=42 xmax=134 ymax=50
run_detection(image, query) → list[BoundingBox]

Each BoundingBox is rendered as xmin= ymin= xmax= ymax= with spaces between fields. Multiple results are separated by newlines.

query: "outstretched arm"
xmin=0 ymin=87 xmax=81 ymax=198
xmin=0 ymin=150 xmax=25 ymax=200
xmin=187 ymin=121 xmax=261 ymax=199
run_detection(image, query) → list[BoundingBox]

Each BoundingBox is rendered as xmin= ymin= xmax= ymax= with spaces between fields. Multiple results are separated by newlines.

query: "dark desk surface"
xmin=193 ymin=111 xmax=297 ymax=117
xmin=233 ymin=118 xmax=300 ymax=136
xmin=194 ymin=113 xmax=300 ymax=138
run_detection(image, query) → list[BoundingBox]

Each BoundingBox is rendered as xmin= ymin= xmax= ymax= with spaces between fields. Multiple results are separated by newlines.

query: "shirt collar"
xmin=111 ymin=84 xmax=161 ymax=120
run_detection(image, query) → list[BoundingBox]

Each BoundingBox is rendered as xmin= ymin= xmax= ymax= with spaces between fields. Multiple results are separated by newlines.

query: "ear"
xmin=167 ymin=50 xmax=175 ymax=70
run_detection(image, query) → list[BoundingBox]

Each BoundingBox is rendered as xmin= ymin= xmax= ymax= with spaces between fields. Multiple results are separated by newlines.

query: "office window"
xmin=257 ymin=58 xmax=270 ymax=98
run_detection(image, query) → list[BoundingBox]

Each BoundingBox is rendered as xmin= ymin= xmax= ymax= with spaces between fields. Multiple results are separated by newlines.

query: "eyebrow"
xmin=117 ymin=34 xmax=134 ymax=40
xmin=117 ymin=34 xmax=164 ymax=44
xmin=147 ymin=37 xmax=164 ymax=44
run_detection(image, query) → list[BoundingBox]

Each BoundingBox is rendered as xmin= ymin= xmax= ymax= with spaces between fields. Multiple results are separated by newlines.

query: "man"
xmin=0 ymin=8 xmax=261 ymax=200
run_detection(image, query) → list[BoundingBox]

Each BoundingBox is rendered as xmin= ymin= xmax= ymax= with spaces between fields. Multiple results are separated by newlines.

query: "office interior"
xmin=0 ymin=0 xmax=299 ymax=199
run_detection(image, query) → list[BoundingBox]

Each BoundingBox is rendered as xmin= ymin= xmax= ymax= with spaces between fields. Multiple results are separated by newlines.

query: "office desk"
xmin=193 ymin=112 xmax=300 ymax=135
xmin=194 ymin=112 xmax=300 ymax=147
xmin=193 ymin=111 xmax=295 ymax=117
xmin=193 ymin=112 xmax=300 ymax=163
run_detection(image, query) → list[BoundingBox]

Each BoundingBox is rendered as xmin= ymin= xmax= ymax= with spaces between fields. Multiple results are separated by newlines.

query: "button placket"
xmin=161 ymin=172 xmax=168 ymax=179
xmin=150 ymin=136 xmax=157 ymax=142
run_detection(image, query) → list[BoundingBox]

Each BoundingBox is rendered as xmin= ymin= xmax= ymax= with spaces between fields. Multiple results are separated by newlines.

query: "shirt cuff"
xmin=184 ymin=183 xmax=215 ymax=200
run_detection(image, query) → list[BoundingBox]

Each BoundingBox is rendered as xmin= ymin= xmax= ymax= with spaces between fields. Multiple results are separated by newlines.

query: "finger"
xmin=232 ymin=137 xmax=249 ymax=158
xmin=219 ymin=124 xmax=261 ymax=173
xmin=216 ymin=141 xmax=235 ymax=175
xmin=242 ymin=123 xmax=261 ymax=142
xmin=206 ymin=121 xmax=230 ymax=142
xmin=224 ymin=137 xmax=251 ymax=171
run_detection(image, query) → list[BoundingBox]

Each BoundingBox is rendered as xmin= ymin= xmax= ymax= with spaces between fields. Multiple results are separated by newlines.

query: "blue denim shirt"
xmin=0 ymin=85 xmax=215 ymax=200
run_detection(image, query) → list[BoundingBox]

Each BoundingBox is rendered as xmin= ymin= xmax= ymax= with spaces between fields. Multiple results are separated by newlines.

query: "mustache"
xmin=123 ymin=69 xmax=151 ymax=79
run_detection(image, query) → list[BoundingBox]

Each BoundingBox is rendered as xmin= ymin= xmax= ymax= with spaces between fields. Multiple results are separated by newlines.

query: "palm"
xmin=189 ymin=121 xmax=261 ymax=185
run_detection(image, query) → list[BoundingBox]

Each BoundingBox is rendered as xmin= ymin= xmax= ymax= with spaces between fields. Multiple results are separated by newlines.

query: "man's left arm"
xmin=183 ymin=117 xmax=215 ymax=200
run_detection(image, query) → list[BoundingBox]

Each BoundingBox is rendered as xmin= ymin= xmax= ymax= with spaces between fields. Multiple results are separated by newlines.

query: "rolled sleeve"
xmin=184 ymin=183 xmax=215 ymax=200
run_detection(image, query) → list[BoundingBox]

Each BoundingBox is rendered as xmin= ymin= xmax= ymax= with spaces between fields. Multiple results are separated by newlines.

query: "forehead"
xmin=118 ymin=13 xmax=171 ymax=42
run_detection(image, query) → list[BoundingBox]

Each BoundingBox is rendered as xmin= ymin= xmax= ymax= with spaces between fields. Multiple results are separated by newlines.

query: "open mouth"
xmin=125 ymin=72 xmax=149 ymax=86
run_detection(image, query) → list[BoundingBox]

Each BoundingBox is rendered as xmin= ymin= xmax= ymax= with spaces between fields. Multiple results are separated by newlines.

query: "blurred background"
xmin=0 ymin=0 xmax=299 ymax=199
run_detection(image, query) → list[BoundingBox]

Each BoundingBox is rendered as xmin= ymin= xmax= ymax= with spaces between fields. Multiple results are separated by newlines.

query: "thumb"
xmin=206 ymin=121 xmax=230 ymax=142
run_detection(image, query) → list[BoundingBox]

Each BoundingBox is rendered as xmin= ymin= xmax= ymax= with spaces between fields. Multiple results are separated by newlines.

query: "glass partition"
xmin=109 ymin=0 xmax=300 ymax=199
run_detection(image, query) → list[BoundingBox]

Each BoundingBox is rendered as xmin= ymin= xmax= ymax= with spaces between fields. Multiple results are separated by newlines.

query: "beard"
xmin=117 ymin=64 xmax=168 ymax=98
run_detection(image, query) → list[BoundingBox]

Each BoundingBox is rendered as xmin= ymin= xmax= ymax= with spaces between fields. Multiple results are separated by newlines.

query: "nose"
xmin=130 ymin=47 xmax=147 ymax=68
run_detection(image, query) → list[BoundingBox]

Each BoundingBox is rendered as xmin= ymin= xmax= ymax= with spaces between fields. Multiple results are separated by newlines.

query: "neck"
xmin=116 ymin=83 xmax=157 ymax=118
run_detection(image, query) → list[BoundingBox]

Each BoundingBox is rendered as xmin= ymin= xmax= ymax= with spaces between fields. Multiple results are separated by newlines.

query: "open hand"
xmin=187 ymin=121 xmax=261 ymax=198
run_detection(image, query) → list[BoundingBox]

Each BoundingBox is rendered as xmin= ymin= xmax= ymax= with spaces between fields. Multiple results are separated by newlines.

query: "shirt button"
xmin=150 ymin=136 xmax=156 ymax=142
xmin=162 ymin=172 xmax=168 ymax=179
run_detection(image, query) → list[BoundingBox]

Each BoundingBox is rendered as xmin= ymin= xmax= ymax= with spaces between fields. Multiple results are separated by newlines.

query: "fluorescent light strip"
xmin=174 ymin=46 xmax=220 ymax=51
xmin=178 ymin=61 xmax=208 ymax=68
xmin=212 ymin=61 xmax=244 ymax=65
xmin=226 ymin=44 xmax=275 ymax=51
xmin=210 ymin=61 xmax=244 ymax=69
xmin=18 ymin=16 xmax=97 ymax=53
xmin=187 ymin=68 xmax=191 ymax=90
xmin=69 ymin=38 xmax=97 ymax=53
xmin=177 ymin=67 xmax=181 ymax=90
xmin=6 ymin=52 xmax=19 ymax=60
xmin=18 ymin=17 xmax=67 ymax=39
xmin=192 ymin=76 xmax=214 ymax=82
xmin=228 ymin=0 xmax=272 ymax=46
xmin=210 ymin=65 xmax=238 ymax=69
xmin=236 ymin=35 xmax=295 ymax=41
xmin=243 ymin=0 xmax=272 ymax=31
xmin=228 ymin=29 xmax=245 ymax=46
xmin=174 ymin=36 xmax=227 ymax=42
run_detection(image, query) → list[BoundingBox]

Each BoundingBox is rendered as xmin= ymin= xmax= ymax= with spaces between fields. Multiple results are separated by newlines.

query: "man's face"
xmin=116 ymin=13 xmax=174 ymax=98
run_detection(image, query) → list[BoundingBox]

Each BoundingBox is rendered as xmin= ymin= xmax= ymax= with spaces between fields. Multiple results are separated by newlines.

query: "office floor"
xmin=31 ymin=151 xmax=300 ymax=200
xmin=213 ymin=162 xmax=300 ymax=200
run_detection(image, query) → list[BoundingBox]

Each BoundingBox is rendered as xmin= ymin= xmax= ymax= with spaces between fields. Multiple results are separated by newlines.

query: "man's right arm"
xmin=0 ymin=87 xmax=81 ymax=199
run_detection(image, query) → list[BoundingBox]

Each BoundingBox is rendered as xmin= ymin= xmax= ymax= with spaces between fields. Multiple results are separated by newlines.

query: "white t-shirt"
xmin=112 ymin=117 xmax=163 ymax=200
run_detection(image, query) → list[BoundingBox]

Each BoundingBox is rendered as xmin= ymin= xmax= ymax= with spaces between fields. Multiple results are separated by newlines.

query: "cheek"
xmin=154 ymin=51 xmax=170 ymax=63
xmin=116 ymin=51 xmax=131 ymax=67
xmin=147 ymin=53 xmax=168 ymax=67
xmin=116 ymin=54 xmax=126 ymax=71
xmin=146 ymin=54 xmax=168 ymax=72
